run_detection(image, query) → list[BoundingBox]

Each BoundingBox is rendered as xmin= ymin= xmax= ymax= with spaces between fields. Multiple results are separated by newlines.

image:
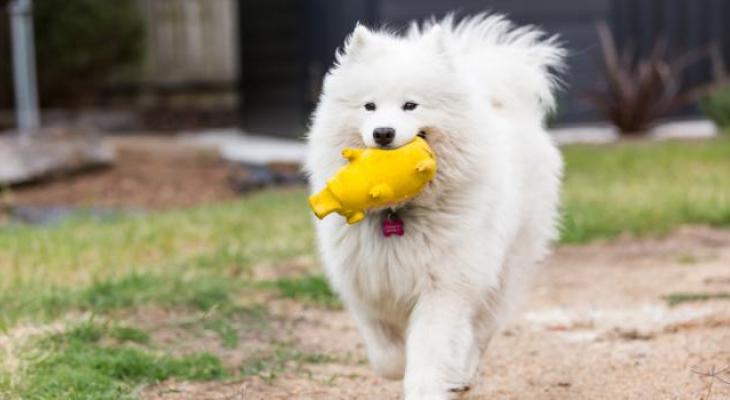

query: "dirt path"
xmin=5 ymin=136 xmax=237 ymax=210
xmin=143 ymin=227 xmax=730 ymax=399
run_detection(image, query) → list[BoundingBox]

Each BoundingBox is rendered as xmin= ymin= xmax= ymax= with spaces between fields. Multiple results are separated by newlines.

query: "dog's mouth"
xmin=363 ymin=130 xmax=428 ymax=150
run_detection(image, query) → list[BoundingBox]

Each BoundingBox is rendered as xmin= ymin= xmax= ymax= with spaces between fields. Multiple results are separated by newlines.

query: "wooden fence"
xmin=140 ymin=0 xmax=238 ymax=85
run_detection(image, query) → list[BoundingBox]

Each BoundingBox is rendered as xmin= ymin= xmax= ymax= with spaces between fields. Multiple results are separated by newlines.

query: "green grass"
xmin=110 ymin=326 xmax=150 ymax=344
xmin=676 ymin=253 xmax=700 ymax=265
xmin=239 ymin=342 xmax=333 ymax=382
xmin=267 ymin=275 xmax=341 ymax=309
xmin=0 ymin=190 xmax=313 ymax=328
xmin=561 ymin=138 xmax=730 ymax=243
xmin=81 ymin=273 xmax=233 ymax=312
xmin=0 ymin=190 xmax=313 ymax=293
xmin=664 ymin=292 xmax=730 ymax=307
xmin=204 ymin=319 xmax=239 ymax=349
xmin=0 ymin=273 xmax=242 ymax=329
xmin=11 ymin=322 xmax=227 ymax=400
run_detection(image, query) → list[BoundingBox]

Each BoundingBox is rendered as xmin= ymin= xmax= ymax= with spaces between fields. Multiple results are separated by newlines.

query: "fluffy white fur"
xmin=305 ymin=14 xmax=565 ymax=399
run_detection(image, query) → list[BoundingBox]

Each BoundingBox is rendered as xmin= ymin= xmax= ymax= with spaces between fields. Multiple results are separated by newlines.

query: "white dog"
xmin=305 ymin=14 xmax=564 ymax=399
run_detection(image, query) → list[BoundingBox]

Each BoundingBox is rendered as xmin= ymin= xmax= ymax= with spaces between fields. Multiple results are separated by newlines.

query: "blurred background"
xmin=1 ymin=1 xmax=730 ymax=399
xmin=2 ymin=0 xmax=729 ymax=134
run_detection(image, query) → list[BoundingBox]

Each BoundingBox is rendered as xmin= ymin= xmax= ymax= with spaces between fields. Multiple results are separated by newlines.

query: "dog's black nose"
xmin=373 ymin=127 xmax=395 ymax=146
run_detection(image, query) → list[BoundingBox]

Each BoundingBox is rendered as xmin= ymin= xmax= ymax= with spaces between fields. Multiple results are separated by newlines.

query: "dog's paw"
xmin=448 ymin=385 xmax=471 ymax=394
xmin=368 ymin=343 xmax=405 ymax=380
xmin=404 ymin=382 xmax=471 ymax=400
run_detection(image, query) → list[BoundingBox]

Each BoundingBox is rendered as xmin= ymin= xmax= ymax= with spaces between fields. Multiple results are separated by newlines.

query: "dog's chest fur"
xmin=321 ymin=206 xmax=465 ymax=319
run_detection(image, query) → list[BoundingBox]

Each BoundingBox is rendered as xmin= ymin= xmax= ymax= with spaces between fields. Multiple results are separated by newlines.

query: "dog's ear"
xmin=421 ymin=24 xmax=454 ymax=70
xmin=337 ymin=23 xmax=373 ymax=64
xmin=421 ymin=25 xmax=447 ymax=56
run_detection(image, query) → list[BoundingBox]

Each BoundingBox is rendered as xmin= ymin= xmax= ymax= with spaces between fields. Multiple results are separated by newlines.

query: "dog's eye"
xmin=364 ymin=102 xmax=376 ymax=111
xmin=403 ymin=102 xmax=418 ymax=111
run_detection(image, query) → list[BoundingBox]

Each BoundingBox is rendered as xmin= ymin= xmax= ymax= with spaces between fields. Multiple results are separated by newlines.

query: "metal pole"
xmin=9 ymin=0 xmax=40 ymax=135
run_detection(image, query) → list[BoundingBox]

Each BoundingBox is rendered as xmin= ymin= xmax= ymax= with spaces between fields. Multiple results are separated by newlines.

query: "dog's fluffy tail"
xmin=411 ymin=13 xmax=566 ymax=117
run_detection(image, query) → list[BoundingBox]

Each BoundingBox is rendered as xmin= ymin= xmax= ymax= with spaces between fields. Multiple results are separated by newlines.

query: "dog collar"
xmin=382 ymin=210 xmax=404 ymax=237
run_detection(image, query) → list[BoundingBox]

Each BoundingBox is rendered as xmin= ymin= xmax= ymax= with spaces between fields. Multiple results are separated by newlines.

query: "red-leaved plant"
xmin=588 ymin=21 xmax=724 ymax=134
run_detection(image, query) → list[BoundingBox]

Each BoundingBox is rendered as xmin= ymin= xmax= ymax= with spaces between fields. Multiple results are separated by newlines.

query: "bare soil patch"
xmin=140 ymin=227 xmax=730 ymax=399
xmin=3 ymin=135 xmax=238 ymax=211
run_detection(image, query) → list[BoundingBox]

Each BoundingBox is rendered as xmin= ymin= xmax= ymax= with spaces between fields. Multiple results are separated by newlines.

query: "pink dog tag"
xmin=382 ymin=213 xmax=404 ymax=237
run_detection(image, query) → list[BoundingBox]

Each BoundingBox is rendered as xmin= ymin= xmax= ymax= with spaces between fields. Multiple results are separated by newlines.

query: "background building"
xmin=1 ymin=0 xmax=729 ymax=136
xmin=242 ymin=0 xmax=730 ymax=135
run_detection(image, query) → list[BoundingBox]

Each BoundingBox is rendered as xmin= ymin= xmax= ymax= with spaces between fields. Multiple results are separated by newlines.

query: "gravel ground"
xmin=142 ymin=227 xmax=730 ymax=400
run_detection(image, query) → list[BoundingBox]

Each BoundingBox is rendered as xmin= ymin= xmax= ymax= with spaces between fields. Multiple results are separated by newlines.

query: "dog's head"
xmin=308 ymin=24 xmax=487 ymax=205
xmin=321 ymin=25 xmax=466 ymax=149
xmin=324 ymin=25 xmax=464 ymax=147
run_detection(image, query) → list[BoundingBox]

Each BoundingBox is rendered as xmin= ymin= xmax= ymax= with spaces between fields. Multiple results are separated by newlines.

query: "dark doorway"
xmin=239 ymin=0 xmax=308 ymax=137
xmin=611 ymin=0 xmax=730 ymax=98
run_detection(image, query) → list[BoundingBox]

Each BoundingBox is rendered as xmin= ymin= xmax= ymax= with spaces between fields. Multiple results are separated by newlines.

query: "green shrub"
xmin=32 ymin=0 xmax=145 ymax=105
xmin=701 ymin=85 xmax=730 ymax=130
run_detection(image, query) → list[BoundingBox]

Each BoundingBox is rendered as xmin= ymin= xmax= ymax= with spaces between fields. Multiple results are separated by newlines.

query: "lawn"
xmin=561 ymin=137 xmax=730 ymax=242
xmin=1 ymin=136 xmax=729 ymax=399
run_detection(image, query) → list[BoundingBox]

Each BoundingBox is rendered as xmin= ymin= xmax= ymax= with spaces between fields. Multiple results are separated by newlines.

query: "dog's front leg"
xmin=403 ymin=290 xmax=487 ymax=400
xmin=348 ymin=302 xmax=406 ymax=380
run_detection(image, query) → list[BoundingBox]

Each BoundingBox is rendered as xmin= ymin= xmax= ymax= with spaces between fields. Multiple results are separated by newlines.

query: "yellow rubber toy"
xmin=309 ymin=137 xmax=437 ymax=224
